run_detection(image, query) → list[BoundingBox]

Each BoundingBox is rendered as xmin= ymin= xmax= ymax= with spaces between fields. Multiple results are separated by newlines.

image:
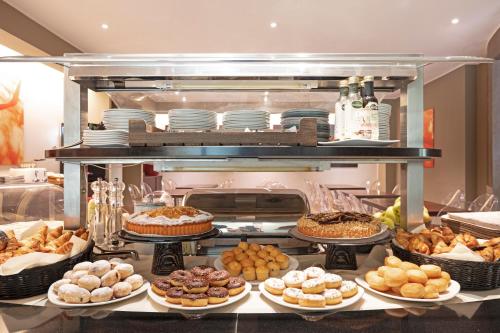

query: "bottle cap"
xmin=339 ymin=80 xmax=348 ymax=88
xmin=348 ymin=76 xmax=359 ymax=84
xmin=363 ymin=75 xmax=374 ymax=81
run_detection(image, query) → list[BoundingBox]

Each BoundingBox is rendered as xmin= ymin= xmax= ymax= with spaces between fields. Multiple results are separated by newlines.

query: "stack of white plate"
xmin=168 ymin=109 xmax=217 ymax=131
xmin=281 ymin=108 xmax=331 ymax=141
xmin=378 ymin=103 xmax=392 ymax=140
xmin=223 ymin=110 xmax=270 ymax=130
xmin=83 ymin=129 xmax=128 ymax=147
xmin=103 ymin=109 xmax=155 ymax=131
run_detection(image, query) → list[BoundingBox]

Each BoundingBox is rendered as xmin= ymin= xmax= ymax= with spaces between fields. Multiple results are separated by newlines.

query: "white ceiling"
xmin=5 ymin=0 xmax=500 ymax=82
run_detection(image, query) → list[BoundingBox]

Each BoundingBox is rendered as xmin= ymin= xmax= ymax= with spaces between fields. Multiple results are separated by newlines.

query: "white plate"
xmin=48 ymin=281 xmax=149 ymax=308
xmin=258 ymin=282 xmax=364 ymax=312
xmin=213 ymin=256 xmax=299 ymax=286
xmin=318 ymin=139 xmax=400 ymax=146
xmin=354 ymin=277 xmax=460 ymax=303
xmin=148 ymin=282 xmax=251 ymax=311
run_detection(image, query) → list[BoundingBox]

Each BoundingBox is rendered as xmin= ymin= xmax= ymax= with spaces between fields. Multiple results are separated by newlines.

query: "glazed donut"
xmin=124 ymin=274 xmax=144 ymax=291
xmin=424 ymin=284 xmax=439 ymax=299
xmin=227 ymin=276 xmax=246 ymax=296
xmin=324 ymin=273 xmax=343 ymax=289
xmin=264 ymin=278 xmax=286 ymax=295
xmin=420 ymin=264 xmax=442 ymax=279
xmin=112 ymin=281 xmax=132 ymax=298
xmin=301 ymin=278 xmax=326 ymax=294
xmin=383 ymin=268 xmax=408 ymax=288
xmin=191 ymin=265 xmax=216 ymax=278
xmin=115 ymin=263 xmax=134 ymax=280
xmin=88 ymin=260 xmax=111 ymax=277
xmin=365 ymin=271 xmax=389 ymax=292
xmin=90 ymin=287 xmax=113 ymax=303
xmin=207 ymin=287 xmax=229 ymax=304
xmin=70 ymin=270 xmax=89 ymax=284
xmin=323 ymin=289 xmax=343 ymax=305
xmin=152 ymin=278 xmax=171 ymax=296
xmin=169 ymin=270 xmax=194 ymax=287
xmin=298 ymin=293 xmax=326 ymax=308
xmin=303 ymin=267 xmax=325 ymax=280
xmin=73 ymin=261 xmax=92 ymax=272
xmin=400 ymin=283 xmax=425 ymax=298
xmin=183 ymin=277 xmax=209 ymax=294
xmin=101 ymin=270 xmax=121 ymax=287
xmin=340 ymin=281 xmax=358 ymax=298
xmin=384 ymin=256 xmax=402 ymax=268
xmin=283 ymin=287 xmax=303 ymax=304
xmin=406 ymin=269 xmax=428 ymax=284
xmin=398 ymin=261 xmax=420 ymax=271
xmin=62 ymin=286 xmax=91 ymax=304
xmin=426 ymin=278 xmax=448 ymax=293
xmin=78 ymin=275 xmax=101 ymax=291
xmin=208 ymin=270 xmax=230 ymax=287
xmin=377 ymin=265 xmax=391 ymax=277
xmin=181 ymin=293 xmax=209 ymax=307
xmin=283 ymin=271 xmax=306 ymax=288
xmin=52 ymin=279 xmax=71 ymax=294
xmin=166 ymin=287 xmax=184 ymax=304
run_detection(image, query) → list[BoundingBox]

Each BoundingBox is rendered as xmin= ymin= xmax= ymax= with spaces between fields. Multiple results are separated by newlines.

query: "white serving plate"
xmin=355 ymin=277 xmax=460 ymax=303
xmin=148 ymin=282 xmax=251 ymax=311
xmin=318 ymin=139 xmax=400 ymax=147
xmin=48 ymin=281 xmax=149 ymax=308
xmin=213 ymin=256 xmax=299 ymax=286
xmin=258 ymin=282 xmax=364 ymax=312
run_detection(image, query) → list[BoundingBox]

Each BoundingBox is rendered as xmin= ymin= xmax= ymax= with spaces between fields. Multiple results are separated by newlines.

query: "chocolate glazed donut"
xmin=226 ymin=276 xmax=246 ymax=296
xmin=152 ymin=278 xmax=172 ymax=296
xmin=208 ymin=270 xmax=230 ymax=287
xmin=207 ymin=287 xmax=229 ymax=304
xmin=169 ymin=270 xmax=194 ymax=286
xmin=182 ymin=277 xmax=209 ymax=293
xmin=191 ymin=265 xmax=215 ymax=278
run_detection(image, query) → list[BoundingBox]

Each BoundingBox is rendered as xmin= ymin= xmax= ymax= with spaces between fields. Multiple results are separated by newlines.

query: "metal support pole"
xmin=492 ymin=60 xmax=500 ymax=198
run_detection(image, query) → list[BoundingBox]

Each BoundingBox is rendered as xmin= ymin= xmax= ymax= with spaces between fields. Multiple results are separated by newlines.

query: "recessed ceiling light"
xmin=264 ymin=91 xmax=269 ymax=96
xmin=270 ymin=22 xmax=278 ymax=28
xmin=182 ymin=96 xmax=187 ymax=102
xmin=174 ymin=91 xmax=180 ymax=95
xmin=451 ymin=18 xmax=459 ymax=24
xmin=101 ymin=23 xmax=109 ymax=30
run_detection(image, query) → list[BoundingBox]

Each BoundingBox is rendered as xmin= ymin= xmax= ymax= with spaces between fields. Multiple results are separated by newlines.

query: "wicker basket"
xmin=0 ymin=241 xmax=94 ymax=299
xmin=391 ymin=241 xmax=500 ymax=290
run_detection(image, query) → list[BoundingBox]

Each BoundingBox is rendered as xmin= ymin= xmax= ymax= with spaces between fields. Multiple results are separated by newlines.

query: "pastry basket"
xmin=391 ymin=241 xmax=500 ymax=290
xmin=0 ymin=240 xmax=94 ymax=299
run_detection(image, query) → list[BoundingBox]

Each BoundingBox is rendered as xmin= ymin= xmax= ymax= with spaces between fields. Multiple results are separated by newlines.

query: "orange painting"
xmin=0 ymin=82 xmax=24 ymax=165
xmin=423 ymin=108 xmax=434 ymax=168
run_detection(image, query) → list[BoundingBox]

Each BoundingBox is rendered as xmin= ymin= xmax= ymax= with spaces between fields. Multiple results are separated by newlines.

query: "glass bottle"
xmin=345 ymin=76 xmax=364 ymax=138
xmin=107 ymin=178 xmax=127 ymax=248
xmin=334 ymin=80 xmax=349 ymax=140
xmin=363 ymin=76 xmax=379 ymax=140
xmin=90 ymin=178 xmax=109 ymax=246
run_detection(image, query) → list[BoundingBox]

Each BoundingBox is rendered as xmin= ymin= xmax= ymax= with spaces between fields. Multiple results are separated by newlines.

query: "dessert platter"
xmin=259 ymin=267 xmax=364 ymax=311
xmin=355 ymin=255 xmax=460 ymax=302
xmin=148 ymin=266 xmax=251 ymax=310
xmin=48 ymin=258 xmax=149 ymax=307
xmin=213 ymin=242 xmax=299 ymax=285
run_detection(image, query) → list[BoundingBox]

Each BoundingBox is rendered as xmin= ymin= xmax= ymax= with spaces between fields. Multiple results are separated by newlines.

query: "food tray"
xmin=441 ymin=216 xmax=500 ymax=239
xmin=391 ymin=241 xmax=500 ymax=290
xmin=0 ymin=241 xmax=94 ymax=299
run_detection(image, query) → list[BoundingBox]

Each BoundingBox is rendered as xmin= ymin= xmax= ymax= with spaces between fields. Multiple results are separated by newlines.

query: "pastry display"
xmin=297 ymin=212 xmax=381 ymax=238
xmin=152 ymin=266 xmax=248 ymax=307
xmin=363 ymin=256 xmax=452 ymax=299
xmin=125 ymin=206 xmax=213 ymax=236
xmin=49 ymin=259 xmax=145 ymax=305
xmin=262 ymin=267 xmax=357 ymax=308
xmin=216 ymin=242 xmax=292 ymax=282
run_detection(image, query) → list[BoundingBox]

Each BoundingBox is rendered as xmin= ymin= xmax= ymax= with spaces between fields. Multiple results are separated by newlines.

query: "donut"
xmin=88 ymin=260 xmax=111 ymax=277
xmin=191 ymin=265 xmax=215 ymax=279
xmin=303 ymin=267 xmax=325 ymax=280
xmin=420 ymin=265 xmax=442 ymax=279
xmin=181 ymin=293 xmax=208 ymax=307
xmin=78 ymin=275 xmax=101 ymax=291
xmin=243 ymin=266 xmax=256 ymax=280
xmin=298 ymin=294 xmax=326 ymax=308
xmin=90 ymin=287 xmax=113 ymax=303
xmin=267 ymin=262 xmax=280 ymax=277
xmin=256 ymin=266 xmax=269 ymax=281
xmin=226 ymin=261 xmax=242 ymax=277
xmin=264 ymin=278 xmax=286 ymax=295
xmin=207 ymin=287 xmax=229 ymax=304
xmin=383 ymin=268 xmax=408 ymax=288
xmin=426 ymin=278 xmax=448 ymax=293
xmin=169 ymin=270 xmax=194 ymax=287
xmin=323 ymin=289 xmax=343 ymax=305
xmin=400 ymin=283 xmax=425 ymax=298
xmin=115 ymin=263 xmax=134 ymax=280
xmin=283 ymin=287 xmax=303 ymax=304
xmin=183 ymin=277 xmax=209 ymax=294
xmin=377 ymin=266 xmax=391 ymax=277
xmin=152 ymin=278 xmax=171 ymax=296
xmin=384 ymin=256 xmax=402 ymax=268
xmin=101 ymin=270 xmax=121 ymax=287
xmin=424 ymin=284 xmax=439 ymax=299
xmin=73 ymin=261 xmax=92 ymax=272
xmin=166 ymin=287 xmax=184 ymax=304
xmin=227 ymin=276 xmax=246 ymax=296
xmin=124 ymin=274 xmax=144 ymax=290
xmin=301 ymin=278 xmax=326 ymax=294
xmin=365 ymin=271 xmax=389 ymax=292
xmin=283 ymin=271 xmax=306 ymax=288
xmin=238 ymin=241 xmax=249 ymax=251
xmin=52 ymin=279 xmax=71 ymax=294
xmin=275 ymin=254 xmax=289 ymax=269
xmin=323 ymin=273 xmax=342 ymax=289
xmin=112 ymin=281 xmax=132 ymax=298
xmin=70 ymin=270 xmax=88 ymax=284
xmin=208 ymin=270 xmax=230 ymax=287
xmin=399 ymin=261 xmax=420 ymax=271
xmin=340 ymin=281 xmax=358 ymax=298
xmin=406 ymin=269 xmax=428 ymax=284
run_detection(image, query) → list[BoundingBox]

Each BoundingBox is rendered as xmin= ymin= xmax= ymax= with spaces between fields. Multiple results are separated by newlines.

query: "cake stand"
xmin=117 ymin=228 xmax=220 ymax=275
xmin=288 ymin=227 xmax=392 ymax=270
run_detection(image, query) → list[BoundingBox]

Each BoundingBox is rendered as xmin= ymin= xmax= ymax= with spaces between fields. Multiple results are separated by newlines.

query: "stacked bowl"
xmin=281 ymin=108 xmax=330 ymax=141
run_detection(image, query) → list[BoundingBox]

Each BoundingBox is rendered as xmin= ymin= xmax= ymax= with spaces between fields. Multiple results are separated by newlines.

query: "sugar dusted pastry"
xmin=90 ymin=287 xmax=113 ymax=303
xmin=62 ymin=285 xmax=91 ymax=304
xmin=63 ymin=270 xmax=74 ymax=279
xmin=115 ymin=263 xmax=134 ymax=279
xmin=124 ymin=274 xmax=144 ymax=290
xmin=52 ymin=279 xmax=71 ymax=294
xmin=101 ymin=270 xmax=121 ymax=287
xmin=78 ymin=275 xmax=101 ymax=291
xmin=73 ymin=261 xmax=92 ymax=272
xmin=58 ymin=283 xmax=80 ymax=300
xmin=112 ymin=281 xmax=132 ymax=298
xmin=88 ymin=260 xmax=111 ymax=277
xmin=109 ymin=257 xmax=124 ymax=269
xmin=70 ymin=270 xmax=88 ymax=284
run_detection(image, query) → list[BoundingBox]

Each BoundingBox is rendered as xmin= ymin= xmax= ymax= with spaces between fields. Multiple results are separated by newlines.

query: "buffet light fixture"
xmin=451 ymin=18 xmax=459 ymax=24
xmin=101 ymin=23 xmax=109 ymax=30
xmin=270 ymin=22 xmax=278 ymax=28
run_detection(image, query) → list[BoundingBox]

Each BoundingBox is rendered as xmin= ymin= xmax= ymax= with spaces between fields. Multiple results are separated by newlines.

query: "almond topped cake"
xmin=297 ymin=211 xmax=381 ymax=239
xmin=125 ymin=206 xmax=213 ymax=236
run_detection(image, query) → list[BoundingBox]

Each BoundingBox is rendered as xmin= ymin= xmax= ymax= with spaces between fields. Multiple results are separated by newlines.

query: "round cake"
xmin=125 ymin=206 xmax=213 ymax=236
xmin=297 ymin=212 xmax=381 ymax=238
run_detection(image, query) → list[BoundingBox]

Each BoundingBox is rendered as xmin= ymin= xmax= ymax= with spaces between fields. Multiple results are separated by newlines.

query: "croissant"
xmin=483 ymin=237 xmax=500 ymax=248
xmin=55 ymin=241 xmax=73 ymax=255
xmin=47 ymin=226 xmax=63 ymax=242
xmin=80 ymin=231 xmax=89 ymax=241
xmin=408 ymin=236 xmax=430 ymax=255
xmin=494 ymin=246 xmax=500 ymax=262
xmin=476 ymin=246 xmax=494 ymax=262
xmin=47 ymin=231 xmax=73 ymax=249
xmin=0 ymin=252 xmax=13 ymax=264
xmin=5 ymin=237 xmax=21 ymax=252
xmin=420 ymin=228 xmax=432 ymax=241
xmin=395 ymin=229 xmax=412 ymax=250
xmin=440 ymin=226 xmax=456 ymax=244
xmin=451 ymin=232 xmax=479 ymax=248
xmin=74 ymin=227 xmax=85 ymax=237
xmin=14 ymin=246 xmax=35 ymax=256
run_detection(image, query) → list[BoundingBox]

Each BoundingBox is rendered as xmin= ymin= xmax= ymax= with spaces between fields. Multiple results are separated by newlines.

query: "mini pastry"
xmin=221 ymin=250 xmax=234 ymax=259
xmin=232 ymin=247 xmax=244 ymax=256
xmin=70 ymin=270 xmax=89 ymax=284
xmin=275 ymin=254 xmax=289 ymax=270
xmin=246 ymin=250 xmax=257 ymax=257
xmin=166 ymin=287 xmax=184 ymax=304
xmin=62 ymin=286 xmax=91 ymax=304
xmin=249 ymin=254 xmax=260 ymax=262
xmin=324 ymin=273 xmax=342 ymax=289
xmin=406 ymin=269 xmax=428 ymax=284
xmin=283 ymin=287 xmax=303 ymax=304
xmin=441 ymin=271 xmax=451 ymax=283
xmin=264 ymin=278 xmax=286 ymax=295
xmin=255 ymin=266 xmax=269 ymax=281
xmin=73 ymin=261 xmax=92 ymax=272
xmin=264 ymin=256 xmax=275 ymax=263
xmin=115 ymin=263 xmax=134 ymax=279
xmin=222 ymin=256 xmax=235 ymax=266
xmin=264 ymin=245 xmax=275 ymax=253
xmin=235 ymin=253 xmax=249 ymax=262
xmin=267 ymin=262 xmax=280 ymax=277
xmin=112 ymin=281 xmax=132 ymax=298
xmin=268 ymin=248 xmax=281 ymax=258
xmin=181 ymin=293 xmax=208 ymax=307
xmin=240 ymin=258 xmax=254 ymax=269
xmin=424 ymin=284 xmax=439 ymax=299
xmin=208 ymin=270 xmax=230 ymax=287
xmin=365 ymin=271 xmax=389 ymax=292
xmin=391 ymin=286 xmax=402 ymax=296
xmin=109 ymin=257 xmax=123 ymax=269
xmin=257 ymin=250 xmax=268 ymax=259
xmin=420 ymin=264 xmax=442 ymax=279
xmin=169 ymin=270 xmax=194 ymax=287
xmin=191 ymin=265 xmax=215 ymax=279
xmin=88 ymin=260 xmax=111 ymax=277
xmin=47 ymin=226 xmax=63 ymax=242
xmin=243 ymin=266 xmax=256 ymax=281
xmin=304 ymin=267 xmax=325 ymax=280
xmin=90 ymin=287 xmax=113 ymax=303
xmin=283 ymin=271 xmax=306 ymax=288
xmin=254 ymin=259 xmax=267 ymax=267
xmin=227 ymin=261 xmax=242 ymax=277
xmin=63 ymin=270 xmax=74 ymax=279
xmin=238 ymin=241 xmax=249 ymax=251
xmin=400 ymin=283 xmax=425 ymax=298
xmin=0 ymin=230 xmax=8 ymax=252
xmin=339 ymin=281 xmax=358 ymax=298
xmin=183 ymin=277 xmax=209 ymax=294
xmin=152 ymin=278 xmax=171 ymax=296
xmin=58 ymin=283 xmax=79 ymax=300
xmin=426 ymin=278 xmax=448 ymax=293
xmin=383 ymin=268 xmax=408 ymax=287
xmin=323 ymin=289 xmax=343 ymax=305
xmin=55 ymin=241 xmax=73 ymax=254
xmin=125 ymin=274 xmax=144 ymax=290
xmin=52 ymin=279 xmax=71 ymax=294
xmin=249 ymin=243 xmax=261 ymax=252
xmin=207 ymin=287 xmax=229 ymax=304
xmin=301 ymin=278 xmax=326 ymax=294
xmin=227 ymin=276 xmax=246 ymax=296
xmin=298 ymin=294 xmax=326 ymax=308
xmin=78 ymin=275 xmax=101 ymax=291
xmin=398 ymin=261 xmax=420 ymax=271
xmin=384 ymin=256 xmax=402 ymax=268
xmin=101 ymin=270 xmax=121 ymax=287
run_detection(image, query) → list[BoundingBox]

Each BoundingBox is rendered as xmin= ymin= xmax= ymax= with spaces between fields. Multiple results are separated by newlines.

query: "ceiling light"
xmin=451 ymin=18 xmax=459 ymax=24
xmin=270 ymin=22 xmax=278 ymax=28
xmin=264 ymin=91 xmax=269 ymax=96
xmin=182 ymin=96 xmax=187 ymax=102
xmin=101 ymin=23 xmax=109 ymax=30
xmin=174 ymin=91 xmax=180 ymax=95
